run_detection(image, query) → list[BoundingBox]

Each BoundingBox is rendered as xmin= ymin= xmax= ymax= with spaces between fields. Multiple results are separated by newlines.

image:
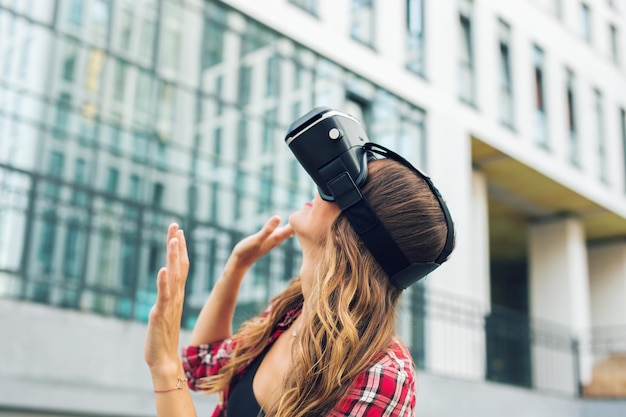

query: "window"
xmin=157 ymin=82 xmax=175 ymax=140
xmin=119 ymin=232 xmax=138 ymax=316
xmin=63 ymin=220 xmax=83 ymax=280
xmin=202 ymin=15 xmax=226 ymax=69
xmin=351 ymin=0 xmax=375 ymax=46
xmin=206 ymin=237 xmax=218 ymax=287
xmin=581 ymin=3 xmax=592 ymax=43
xmin=135 ymin=69 xmax=152 ymax=114
xmin=345 ymin=93 xmax=371 ymax=129
xmin=62 ymin=46 xmax=77 ymax=82
xmin=212 ymin=127 xmax=222 ymax=168
xmin=44 ymin=151 xmax=64 ymax=199
xmin=104 ymin=167 xmax=119 ymax=209
xmin=48 ymin=152 xmax=65 ymax=176
xmin=161 ymin=26 xmax=180 ymax=71
xmin=258 ymin=165 xmax=273 ymax=213
xmin=156 ymin=142 xmax=167 ymax=169
xmin=125 ymin=174 xmax=142 ymax=219
xmin=533 ymin=45 xmax=548 ymax=147
xmin=132 ymin=132 xmax=148 ymax=161
xmin=138 ymin=14 xmax=157 ymax=62
xmin=292 ymin=100 xmax=302 ymax=120
xmin=293 ymin=50 xmax=304 ymax=89
xmin=262 ymin=108 xmax=277 ymax=153
xmin=234 ymin=169 xmax=246 ymax=219
xmin=498 ymin=19 xmax=514 ymax=127
xmin=236 ymin=118 xmax=248 ymax=160
xmin=406 ymin=0 xmax=425 ymax=75
xmin=113 ymin=60 xmax=127 ymax=102
xmin=20 ymin=38 xmax=31 ymax=79
xmin=38 ymin=211 xmax=57 ymax=276
xmin=290 ymin=0 xmax=318 ymax=15
xmin=53 ymin=93 xmax=72 ymax=138
xmin=105 ymin=167 xmax=118 ymax=194
xmin=152 ymin=182 xmax=164 ymax=207
xmin=90 ymin=0 xmax=110 ymax=43
xmin=71 ymin=158 xmax=88 ymax=206
xmin=458 ymin=0 xmax=475 ymax=104
xmin=621 ymin=108 xmax=626 ymax=192
xmin=215 ymin=76 xmax=224 ymax=116
xmin=119 ymin=9 xmax=133 ymax=51
xmin=288 ymin=159 xmax=300 ymax=206
xmin=266 ymin=56 xmax=281 ymax=98
xmin=237 ymin=66 xmax=252 ymax=106
xmin=594 ymin=89 xmax=607 ymax=182
xmin=67 ymin=0 xmax=83 ymax=27
xmin=152 ymin=183 xmax=166 ymax=225
xmin=129 ymin=174 xmax=142 ymax=200
xmin=566 ymin=70 xmax=578 ymax=165
xmin=186 ymin=185 xmax=197 ymax=213
xmin=161 ymin=2 xmax=181 ymax=71
xmin=3 ymin=48 xmax=13 ymax=79
xmin=609 ymin=24 xmax=619 ymax=65
xmin=209 ymin=182 xmax=219 ymax=223
xmin=110 ymin=124 xmax=122 ymax=153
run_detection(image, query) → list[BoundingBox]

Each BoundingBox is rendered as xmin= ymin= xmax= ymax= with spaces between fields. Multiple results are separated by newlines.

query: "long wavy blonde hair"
xmin=200 ymin=159 xmax=450 ymax=416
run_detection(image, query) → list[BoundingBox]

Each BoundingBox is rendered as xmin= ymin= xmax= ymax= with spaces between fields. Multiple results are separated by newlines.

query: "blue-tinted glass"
xmin=258 ymin=165 xmax=273 ymax=213
xmin=266 ymin=56 xmax=280 ymax=97
xmin=44 ymin=152 xmax=64 ymax=199
xmin=237 ymin=66 xmax=252 ymax=106
xmin=63 ymin=221 xmax=83 ymax=279
xmin=38 ymin=211 xmax=57 ymax=274
xmin=53 ymin=93 xmax=72 ymax=138
xmin=105 ymin=167 xmax=119 ymax=194
xmin=406 ymin=0 xmax=425 ymax=74
xmin=351 ymin=0 xmax=374 ymax=45
xmin=290 ymin=0 xmax=318 ymax=15
xmin=68 ymin=0 xmax=83 ymax=27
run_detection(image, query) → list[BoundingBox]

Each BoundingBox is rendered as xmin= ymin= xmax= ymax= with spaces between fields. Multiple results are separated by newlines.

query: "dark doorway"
xmin=486 ymin=259 xmax=532 ymax=388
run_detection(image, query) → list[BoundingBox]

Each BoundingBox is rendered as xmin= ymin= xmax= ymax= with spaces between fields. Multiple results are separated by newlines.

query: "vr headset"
xmin=285 ymin=107 xmax=454 ymax=289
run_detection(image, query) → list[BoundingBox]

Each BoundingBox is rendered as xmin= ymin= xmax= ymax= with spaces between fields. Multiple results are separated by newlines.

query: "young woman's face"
xmin=288 ymin=193 xmax=341 ymax=249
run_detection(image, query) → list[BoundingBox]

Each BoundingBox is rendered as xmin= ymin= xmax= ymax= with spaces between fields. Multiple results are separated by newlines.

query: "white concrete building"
xmin=0 ymin=0 xmax=625 ymax=416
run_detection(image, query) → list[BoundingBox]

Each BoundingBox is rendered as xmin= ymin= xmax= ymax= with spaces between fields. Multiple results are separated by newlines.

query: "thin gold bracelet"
xmin=154 ymin=376 xmax=188 ymax=393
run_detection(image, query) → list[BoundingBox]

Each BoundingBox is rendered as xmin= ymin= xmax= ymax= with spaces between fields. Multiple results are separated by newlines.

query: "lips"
xmin=304 ymin=202 xmax=313 ymax=208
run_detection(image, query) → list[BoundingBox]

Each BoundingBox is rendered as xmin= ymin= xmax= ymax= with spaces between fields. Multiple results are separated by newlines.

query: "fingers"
xmin=257 ymin=216 xmax=281 ymax=240
xmin=167 ymin=223 xmax=179 ymax=244
xmin=163 ymin=225 xmax=190 ymax=292
xmin=269 ymin=223 xmax=294 ymax=246
xmin=155 ymin=267 xmax=170 ymax=304
xmin=176 ymin=229 xmax=190 ymax=276
xmin=166 ymin=237 xmax=180 ymax=280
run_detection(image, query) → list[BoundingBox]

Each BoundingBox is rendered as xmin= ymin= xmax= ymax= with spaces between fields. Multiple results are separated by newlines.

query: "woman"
xmin=144 ymin=158 xmax=453 ymax=417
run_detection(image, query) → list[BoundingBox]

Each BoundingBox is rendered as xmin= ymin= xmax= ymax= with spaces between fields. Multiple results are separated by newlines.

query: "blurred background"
xmin=1 ymin=0 xmax=626 ymax=415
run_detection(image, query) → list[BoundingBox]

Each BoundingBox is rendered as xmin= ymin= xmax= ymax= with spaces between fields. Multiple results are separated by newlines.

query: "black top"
xmin=226 ymin=349 xmax=269 ymax=417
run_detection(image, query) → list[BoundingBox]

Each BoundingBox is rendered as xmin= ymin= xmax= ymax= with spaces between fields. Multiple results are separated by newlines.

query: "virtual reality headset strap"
xmin=320 ymin=144 xmax=454 ymax=289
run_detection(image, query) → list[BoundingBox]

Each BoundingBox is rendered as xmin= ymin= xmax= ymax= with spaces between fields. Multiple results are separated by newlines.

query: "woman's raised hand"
xmin=229 ymin=216 xmax=294 ymax=270
xmin=144 ymin=223 xmax=189 ymax=373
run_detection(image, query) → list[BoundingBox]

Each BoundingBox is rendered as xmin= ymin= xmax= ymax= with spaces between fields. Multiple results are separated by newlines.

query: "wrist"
xmin=223 ymin=256 xmax=250 ymax=280
xmin=150 ymin=362 xmax=186 ymax=392
xmin=149 ymin=361 xmax=183 ymax=379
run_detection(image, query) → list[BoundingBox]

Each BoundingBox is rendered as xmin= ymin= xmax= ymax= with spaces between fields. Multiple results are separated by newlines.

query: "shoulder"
xmin=372 ymin=342 xmax=415 ymax=379
xmin=331 ymin=341 xmax=416 ymax=417
xmin=361 ymin=342 xmax=416 ymax=400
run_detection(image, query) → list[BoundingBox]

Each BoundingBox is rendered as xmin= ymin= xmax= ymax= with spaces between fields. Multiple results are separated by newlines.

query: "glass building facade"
xmin=0 ymin=0 xmax=427 ymax=328
xmin=3 ymin=1 xmax=625 ymax=406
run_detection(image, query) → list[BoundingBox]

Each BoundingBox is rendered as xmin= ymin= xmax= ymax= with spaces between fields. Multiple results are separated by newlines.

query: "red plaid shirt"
xmin=182 ymin=308 xmax=416 ymax=417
